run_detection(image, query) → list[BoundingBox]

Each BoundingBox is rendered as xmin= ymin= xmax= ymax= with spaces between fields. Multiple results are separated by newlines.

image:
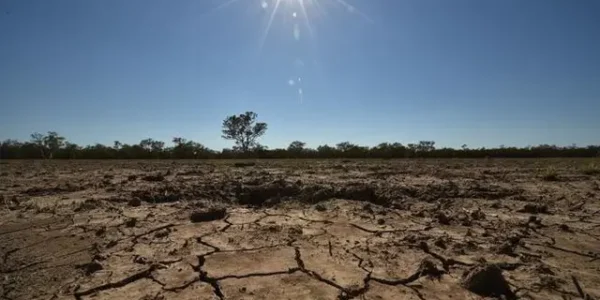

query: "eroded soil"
xmin=1 ymin=159 xmax=599 ymax=299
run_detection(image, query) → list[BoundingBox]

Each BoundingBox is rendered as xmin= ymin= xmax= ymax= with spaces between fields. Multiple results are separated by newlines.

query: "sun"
xmin=257 ymin=0 xmax=371 ymax=49
xmin=211 ymin=0 xmax=370 ymax=48
xmin=209 ymin=0 xmax=371 ymax=103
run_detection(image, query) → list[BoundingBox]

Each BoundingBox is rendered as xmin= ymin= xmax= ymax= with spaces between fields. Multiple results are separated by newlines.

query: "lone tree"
xmin=30 ymin=131 xmax=65 ymax=159
xmin=221 ymin=111 xmax=267 ymax=152
xmin=288 ymin=140 xmax=306 ymax=153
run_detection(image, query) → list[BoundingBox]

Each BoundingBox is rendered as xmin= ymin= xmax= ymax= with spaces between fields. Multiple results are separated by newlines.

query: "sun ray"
xmin=259 ymin=0 xmax=283 ymax=52
xmin=333 ymin=0 xmax=373 ymax=23
xmin=310 ymin=0 xmax=327 ymax=18
xmin=211 ymin=0 xmax=244 ymax=13
xmin=298 ymin=0 xmax=314 ymax=39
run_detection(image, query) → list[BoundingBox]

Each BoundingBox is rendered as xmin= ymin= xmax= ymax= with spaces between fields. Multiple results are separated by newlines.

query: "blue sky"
xmin=1 ymin=0 xmax=599 ymax=150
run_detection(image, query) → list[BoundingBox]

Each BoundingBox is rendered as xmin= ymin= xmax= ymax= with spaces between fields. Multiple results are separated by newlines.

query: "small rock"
xmin=533 ymin=264 xmax=555 ymax=275
xmin=128 ymin=198 xmax=141 ymax=207
xmin=559 ymin=224 xmax=571 ymax=232
xmin=95 ymin=227 xmax=106 ymax=237
xmin=436 ymin=212 xmax=451 ymax=225
xmin=77 ymin=261 xmax=103 ymax=275
xmin=434 ymin=238 xmax=447 ymax=249
xmin=418 ymin=241 xmax=430 ymax=252
xmin=93 ymin=254 xmax=107 ymax=261
xmin=125 ymin=218 xmax=137 ymax=228
xmin=418 ymin=258 xmax=444 ymax=279
xmin=154 ymin=229 xmax=170 ymax=238
xmin=457 ymin=213 xmax=472 ymax=226
xmin=288 ymin=227 xmax=303 ymax=235
xmin=413 ymin=210 xmax=425 ymax=217
xmin=527 ymin=215 xmax=542 ymax=226
xmin=495 ymin=242 xmax=515 ymax=256
xmin=471 ymin=209 xmax=485 ymax=220
xmin=134 ymin=256 xmax=148 ymax=264
xmin=490 ymin=201 xmax=502 ymax=209
xmin=189 ymin=208 xmax=226 ymax=223
xmin=461 ymin=264 xmax=515 ymax=299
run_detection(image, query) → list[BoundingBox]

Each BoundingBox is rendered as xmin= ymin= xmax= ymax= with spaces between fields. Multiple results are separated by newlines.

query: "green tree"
xmin=288 ymin=140 xmax=306 ymax=156
xmin=221 ymin=111 xmax=268 ymax=152
xmin=30 ymin=132 xmax=46 ymax=158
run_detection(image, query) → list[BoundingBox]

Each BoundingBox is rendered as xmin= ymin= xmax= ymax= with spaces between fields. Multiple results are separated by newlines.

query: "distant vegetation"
xmin=1 ymin=111 xmax=599 ymax=159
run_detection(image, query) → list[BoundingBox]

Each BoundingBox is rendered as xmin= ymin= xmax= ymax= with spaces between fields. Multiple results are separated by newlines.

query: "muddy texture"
xmin=1 ymin=159 xmax=600 ymax=300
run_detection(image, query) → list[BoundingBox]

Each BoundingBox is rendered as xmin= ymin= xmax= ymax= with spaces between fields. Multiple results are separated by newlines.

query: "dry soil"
xmin=1 ymin=159 xmax=599 ymax=300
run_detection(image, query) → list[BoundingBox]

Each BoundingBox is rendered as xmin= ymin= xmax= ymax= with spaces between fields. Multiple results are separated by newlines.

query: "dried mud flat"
xmin=1 ymin=159 xmax=599 ymax=300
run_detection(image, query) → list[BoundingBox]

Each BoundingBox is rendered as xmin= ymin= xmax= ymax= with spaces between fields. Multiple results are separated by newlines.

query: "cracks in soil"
xmin=73 ymin=264 xmax=163 ymax=299
xmin=3 ymin=160 xmax=600 ymax=300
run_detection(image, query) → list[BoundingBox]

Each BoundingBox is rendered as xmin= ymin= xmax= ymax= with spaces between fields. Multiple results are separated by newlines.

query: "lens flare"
xmin=210 ymin=0 xmax=371 ymax=104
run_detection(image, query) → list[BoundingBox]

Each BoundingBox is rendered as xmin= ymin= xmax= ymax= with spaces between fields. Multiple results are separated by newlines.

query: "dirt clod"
xmin=125 ymin=217 xmax=137 ymax=227
xmin=128 ymin=198 xmax=141 ymax=207
xmin=154 ymin=229 xmax=170 ymax=238
xmin=436 ymin=211 xmax=451 ymax=225
xmin=559 ymin=224 xmax=571 ymax=232
xmin=234 ymin=162 xmax=256 ymax=168
xmin=142 ymin=173 xmax=165 ymax=182
xmin=518 ymin=203 xmax=549 ymax=214
xmin=419 ymin=258 xmax=444 ymax=279
xmin=77 ymin=261 xmax=103 ymax=275
xmin=461 ymin=264 xmax=515 ymax=299
xmin=190 ymin=208 xmax=227 ymax=223
xmin=470 ymin=208 xmax=485 ymax=220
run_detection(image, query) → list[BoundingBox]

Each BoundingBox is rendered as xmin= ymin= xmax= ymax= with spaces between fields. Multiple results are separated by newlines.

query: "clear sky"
xmin=1 ymin=0 xmax=599 ymax=150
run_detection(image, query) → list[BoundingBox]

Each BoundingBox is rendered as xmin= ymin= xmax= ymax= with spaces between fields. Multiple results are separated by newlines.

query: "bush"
xmin=541 ymin=168 xmax=559 ymax=181
xmin=581 ymin=163 xmax=600 ymax=176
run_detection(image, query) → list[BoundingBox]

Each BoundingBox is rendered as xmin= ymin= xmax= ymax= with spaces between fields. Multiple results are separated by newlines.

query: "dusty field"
xmin=1 ymin=159 xmax=599 ymax=300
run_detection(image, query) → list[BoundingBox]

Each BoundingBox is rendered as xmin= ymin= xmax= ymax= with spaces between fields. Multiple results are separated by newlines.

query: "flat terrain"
xmin=1 ymin=159 xmax=599 ymax=300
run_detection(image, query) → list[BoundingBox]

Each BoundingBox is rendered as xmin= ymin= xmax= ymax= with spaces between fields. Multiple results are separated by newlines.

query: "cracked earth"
xmin=1 ymin=159 xmax=599 ymax=299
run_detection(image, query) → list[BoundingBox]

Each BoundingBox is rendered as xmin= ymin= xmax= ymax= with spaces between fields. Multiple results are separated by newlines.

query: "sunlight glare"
xmin=293 ymin=24 xmax=300 ymax=40
xmin=333 ymin=0 xmax=373 ymax=23
xmin=259 ymin=0 xmax=282 ymax=52
xmin=298 ymin=0 xmax=314 ymax=38
xmin=212 ymin=0 xmax=243 ymax=12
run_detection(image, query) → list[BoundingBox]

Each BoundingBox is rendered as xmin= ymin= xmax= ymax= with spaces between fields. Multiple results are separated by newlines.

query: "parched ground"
xmin=1 ymin=159 xmax=599 ymax=300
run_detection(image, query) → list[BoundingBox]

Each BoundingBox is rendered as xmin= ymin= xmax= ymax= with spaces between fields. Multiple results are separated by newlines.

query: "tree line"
xmin=1 ymin=111 xmax=599 ymax=159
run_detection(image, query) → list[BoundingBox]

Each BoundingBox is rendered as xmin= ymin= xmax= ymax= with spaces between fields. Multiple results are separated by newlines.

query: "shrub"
xmin=541 ymin=168 xmax=559 ymax=181
xmin=581 ymin=163 xmax=600 ymax=176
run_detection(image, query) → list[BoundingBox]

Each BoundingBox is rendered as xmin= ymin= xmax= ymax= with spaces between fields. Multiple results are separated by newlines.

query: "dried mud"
xmin=1 ymin=159 xmax=599 ymax=299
